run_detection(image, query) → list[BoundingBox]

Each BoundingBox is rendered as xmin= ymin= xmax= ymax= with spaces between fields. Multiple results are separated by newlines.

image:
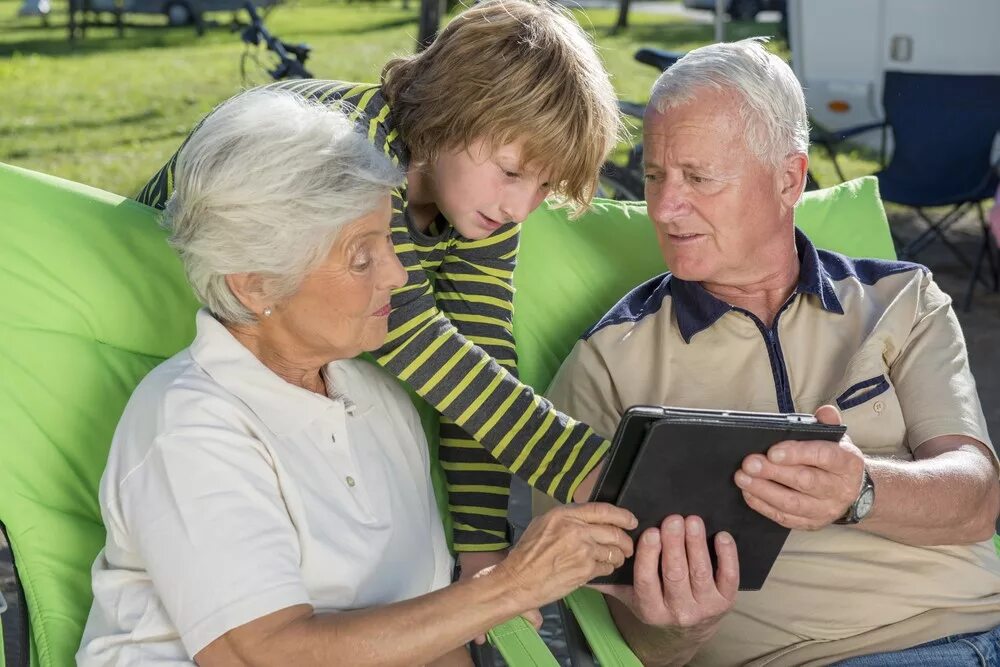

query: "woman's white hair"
xmin=649 ymin=37 xmax=809 ymax=168
xmin=163 ymin=87 xmax=402 ymax=324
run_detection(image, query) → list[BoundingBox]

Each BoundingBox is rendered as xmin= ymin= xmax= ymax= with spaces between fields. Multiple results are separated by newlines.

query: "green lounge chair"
xmin=5 ymin=162 xmax=977 ymax=667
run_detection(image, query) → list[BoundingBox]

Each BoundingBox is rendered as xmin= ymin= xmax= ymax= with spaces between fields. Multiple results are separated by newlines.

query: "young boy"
xmin=138 ymin=0 xmax=620 ymax=577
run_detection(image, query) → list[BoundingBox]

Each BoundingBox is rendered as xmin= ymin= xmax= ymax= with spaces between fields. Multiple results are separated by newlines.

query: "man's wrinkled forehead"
xmin=643 ymin=96 xmax=747 ymax=165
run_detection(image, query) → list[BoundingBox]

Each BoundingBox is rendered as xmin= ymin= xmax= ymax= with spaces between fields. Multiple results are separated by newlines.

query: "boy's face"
xmin=430 ymin=138 xmax=552 ymax=240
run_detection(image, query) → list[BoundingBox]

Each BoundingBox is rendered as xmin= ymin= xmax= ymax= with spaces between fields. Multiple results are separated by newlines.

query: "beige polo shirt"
xmin=547 ymin=229 xmax=1000 ymax=666
xmin=78 ymin=309 xmax=453 ymax=664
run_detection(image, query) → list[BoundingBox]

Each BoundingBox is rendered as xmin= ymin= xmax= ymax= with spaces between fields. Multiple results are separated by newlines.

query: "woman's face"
xmin=268 ymin=195 xmax=407 ymax=361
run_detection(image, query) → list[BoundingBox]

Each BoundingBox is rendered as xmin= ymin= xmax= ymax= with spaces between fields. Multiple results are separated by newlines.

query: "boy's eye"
xmin=503 ymin=170 xmax=520 ymax=179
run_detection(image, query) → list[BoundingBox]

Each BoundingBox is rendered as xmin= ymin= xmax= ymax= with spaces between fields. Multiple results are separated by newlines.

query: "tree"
xmin=417 ymin=0 xmax=444 ymax=51
xmin=614 ymin=0 xmax=631 ymax=32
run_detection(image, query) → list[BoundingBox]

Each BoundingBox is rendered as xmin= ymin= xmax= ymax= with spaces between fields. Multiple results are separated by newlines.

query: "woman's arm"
xmin=195 ymin=503 xmax=638 ymax=667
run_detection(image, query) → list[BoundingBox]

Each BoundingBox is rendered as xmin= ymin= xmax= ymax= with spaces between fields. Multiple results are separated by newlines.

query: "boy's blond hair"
xmin=382 ymin=0 xmax=621 ymax=216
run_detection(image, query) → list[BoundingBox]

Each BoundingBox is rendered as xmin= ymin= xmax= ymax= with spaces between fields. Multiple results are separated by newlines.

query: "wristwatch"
xmin=835 ymin=466 xmax=875 ymax=525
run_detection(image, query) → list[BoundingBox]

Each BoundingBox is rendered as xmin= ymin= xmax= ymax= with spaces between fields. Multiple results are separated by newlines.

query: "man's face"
xmin=642 ymin=88 xmax=798 ymax=288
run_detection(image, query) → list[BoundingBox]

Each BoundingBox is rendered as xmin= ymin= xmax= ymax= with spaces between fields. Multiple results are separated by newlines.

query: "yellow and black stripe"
xmin=137 ymin=80 xmax=610 ymax=552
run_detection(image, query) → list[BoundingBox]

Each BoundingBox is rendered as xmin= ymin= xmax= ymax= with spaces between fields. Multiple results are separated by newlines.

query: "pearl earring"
xmin=263 ymin=307 xmax=272 ymax=317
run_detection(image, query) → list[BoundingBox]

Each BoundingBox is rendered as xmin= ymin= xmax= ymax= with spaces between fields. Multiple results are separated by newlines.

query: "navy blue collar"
xmin=672 ymin=228 xmax=845 ymax=343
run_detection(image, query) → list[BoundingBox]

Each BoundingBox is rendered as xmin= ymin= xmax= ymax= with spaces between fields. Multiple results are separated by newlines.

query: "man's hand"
xmin=735 ymin=405 xmax=866 ymax=530
xmin=460 ymin=551 xmax=541 ymax=645
xmin=592 ymin=515 xmax=738 ymax=633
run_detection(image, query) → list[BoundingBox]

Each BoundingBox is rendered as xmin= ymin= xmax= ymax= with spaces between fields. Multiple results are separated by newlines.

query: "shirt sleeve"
xmin=545 ymin=335 xmax=624 ymax=444
xmin=890 ymin=272 xmax=996 ymax=465
xmin=120 ymin=427 xmax=310 ymax=657
xmin=378 ymin=215 xmax=610 ymax=505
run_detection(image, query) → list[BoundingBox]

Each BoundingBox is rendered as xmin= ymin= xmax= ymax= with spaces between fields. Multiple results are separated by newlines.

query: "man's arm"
xmin=735 ymin=275 xmax=999 ymax=544
xmin=736 ymin=418 xmax=999 ymax=545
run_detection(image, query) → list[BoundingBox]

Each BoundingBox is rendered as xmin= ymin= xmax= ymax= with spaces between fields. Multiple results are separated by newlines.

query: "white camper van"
xmin=787 ymin=0 xmax=1000 ymax=151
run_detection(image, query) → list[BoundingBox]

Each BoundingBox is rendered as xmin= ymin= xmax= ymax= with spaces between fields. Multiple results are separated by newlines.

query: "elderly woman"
xmin=76 ymin=89 xmax=636 ymax=666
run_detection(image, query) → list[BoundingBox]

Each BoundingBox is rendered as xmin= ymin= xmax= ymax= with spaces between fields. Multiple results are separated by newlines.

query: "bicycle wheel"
xmin=597 ymin=161 xmax=644 ymax=201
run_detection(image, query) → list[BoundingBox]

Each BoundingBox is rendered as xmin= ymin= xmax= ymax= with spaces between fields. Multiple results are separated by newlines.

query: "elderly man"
xmin=550 ymin=39 xmax=1000 ymax=666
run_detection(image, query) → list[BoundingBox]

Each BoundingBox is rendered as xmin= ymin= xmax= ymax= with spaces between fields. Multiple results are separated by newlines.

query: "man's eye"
xmin=643 ymin=173 xmax=660 ymax=183
xmin=688 ymin=173 xmax=708 ymax=184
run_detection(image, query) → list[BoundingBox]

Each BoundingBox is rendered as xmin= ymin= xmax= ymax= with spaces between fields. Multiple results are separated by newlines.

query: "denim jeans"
xmin=832 ymin=625 xmax=1000 ymax=666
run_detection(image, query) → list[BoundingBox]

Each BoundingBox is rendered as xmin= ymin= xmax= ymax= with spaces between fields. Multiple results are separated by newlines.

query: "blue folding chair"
xmin=814 ymin=71 xmax=1000 ymax=310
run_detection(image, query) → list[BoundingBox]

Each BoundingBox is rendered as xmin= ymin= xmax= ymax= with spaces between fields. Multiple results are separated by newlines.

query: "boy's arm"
xmin=379 ymin=221 xmax=610 ymax=506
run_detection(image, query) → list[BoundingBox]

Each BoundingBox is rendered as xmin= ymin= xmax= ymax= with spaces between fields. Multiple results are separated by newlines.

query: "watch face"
xmin=856 ymin=487 xmax=875 ymax=519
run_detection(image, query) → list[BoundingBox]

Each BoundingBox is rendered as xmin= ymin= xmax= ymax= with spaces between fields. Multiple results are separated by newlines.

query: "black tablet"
xmin=589 ymin=406 xmax=846 ymax=590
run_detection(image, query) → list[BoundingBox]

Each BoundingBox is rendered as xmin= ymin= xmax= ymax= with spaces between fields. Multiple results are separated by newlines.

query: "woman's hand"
xmin=493 ymin=503 xmax=638 ymax=612
xmin=459 ymin=550 xmax=536 ymax=645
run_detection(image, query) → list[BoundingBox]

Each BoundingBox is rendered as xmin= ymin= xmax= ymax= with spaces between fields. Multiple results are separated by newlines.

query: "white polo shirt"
xmin=77 ymin=309 xmax=453 ymax=664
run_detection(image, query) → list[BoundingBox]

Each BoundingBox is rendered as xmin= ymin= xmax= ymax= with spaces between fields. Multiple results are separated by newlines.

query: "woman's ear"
xmin=225 ymin=273 xmax=268 ymax=318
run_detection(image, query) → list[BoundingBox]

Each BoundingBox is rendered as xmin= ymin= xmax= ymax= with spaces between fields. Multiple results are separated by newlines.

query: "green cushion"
xmin=0 ymin=161 xmax=893 ymax=666
xmin=513 ymin=175 xmax=895 ymax=394
xmin=0 ymin=163 xmax=200 ymax=666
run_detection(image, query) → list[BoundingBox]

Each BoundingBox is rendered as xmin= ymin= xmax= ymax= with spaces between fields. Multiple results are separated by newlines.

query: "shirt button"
xmin=873 ymin=401 xmax=884 ymax=414
xmin=346 ymin=476 xmax=356 ymax=488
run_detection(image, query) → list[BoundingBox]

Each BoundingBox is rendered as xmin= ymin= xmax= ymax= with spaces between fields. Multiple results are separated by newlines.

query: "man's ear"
xmin=779 ymin=152 xmax=810 ymax=208
xmin=225 ymin=273 xmax=268 ymax=318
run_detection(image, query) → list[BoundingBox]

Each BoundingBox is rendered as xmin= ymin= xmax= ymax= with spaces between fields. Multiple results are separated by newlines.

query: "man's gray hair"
xmin=649 ymin=38 xmax=809 ymax=168
xmin=163 ymin=88 xmax=402 ymax=324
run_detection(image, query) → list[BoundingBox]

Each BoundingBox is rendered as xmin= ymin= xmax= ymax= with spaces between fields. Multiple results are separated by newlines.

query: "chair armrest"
xmin=564 ymin=588 xmax=643 ymax=667
xmin=634 ymin=47 xmax=684 ymax=72
xmin=487 ymin=616 xmax=561 ymax=666
xmin=811 ymin=121 xmax=886 ymax=146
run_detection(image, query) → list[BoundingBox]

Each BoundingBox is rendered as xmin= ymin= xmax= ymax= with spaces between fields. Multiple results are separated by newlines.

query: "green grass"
xmin=0 ymin=0 xmax=875 ymax=197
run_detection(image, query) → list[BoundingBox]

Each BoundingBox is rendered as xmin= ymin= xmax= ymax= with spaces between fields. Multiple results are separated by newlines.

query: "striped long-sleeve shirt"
xmin=137 ymin=80 xmax=610 ymax=551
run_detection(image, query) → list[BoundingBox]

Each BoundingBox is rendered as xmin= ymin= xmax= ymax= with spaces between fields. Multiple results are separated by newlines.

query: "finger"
xmin=660 ymin=515 xmax=694 ymax=601
xmin=764 ymin=440 xmax=847 ymax=472
xmin=631 ymin=527 xmax=665 ymax=611
xmin=738 ymin=456 xmax=840 ymax=500
xmin=683 ymin=516 xmax=718 ymax=601
xmin=814 ymin=404 xmax=843 ymax=425
xmin=713 ymin=532 xmax=740 ymax=600
xmin=523 ymin=608 xmax=544 ymax=631
xmin=587 ymin=523 xmax=636 ymax=558
xmin=590 ymin=543 xmax=627 ymax=569
xmin=742 ymin=490 xmax=818 ymax=530
xmin=474 ymin=633 xmax=486 ymax=645
xmin=567 ymin=502 xmax=639 ymax=530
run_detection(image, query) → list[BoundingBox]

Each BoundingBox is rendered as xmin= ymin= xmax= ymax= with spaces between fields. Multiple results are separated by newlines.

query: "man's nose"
xmin=647 ymin=176 xmax=688 ymax=221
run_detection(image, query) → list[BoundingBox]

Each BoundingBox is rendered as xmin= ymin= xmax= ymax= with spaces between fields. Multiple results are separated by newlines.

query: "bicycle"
xmin=237 ymin=2 xmax=313 ymax=86
xmin=597 ymin=47 xmax=682 ymax=201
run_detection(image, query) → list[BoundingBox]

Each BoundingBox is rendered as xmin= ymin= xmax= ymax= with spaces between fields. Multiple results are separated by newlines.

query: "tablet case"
xmin=592 ymin=411 xmax=846 ymax=590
